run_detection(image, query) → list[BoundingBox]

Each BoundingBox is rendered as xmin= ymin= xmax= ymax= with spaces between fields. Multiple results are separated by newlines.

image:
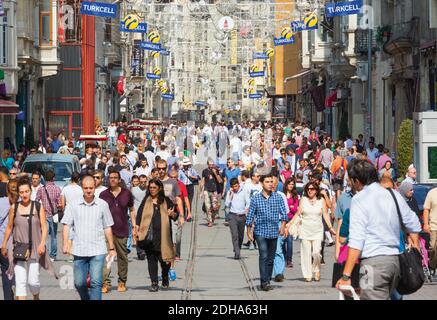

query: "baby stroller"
xmin=420 ymin=236 xmax=433 ymax=283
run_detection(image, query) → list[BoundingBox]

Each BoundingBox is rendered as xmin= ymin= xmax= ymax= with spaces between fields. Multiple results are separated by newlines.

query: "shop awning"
xmin=283 ymin=69 xmax=311 ymax=82
xmin=0 ymin=99 xmax=20 ymax=115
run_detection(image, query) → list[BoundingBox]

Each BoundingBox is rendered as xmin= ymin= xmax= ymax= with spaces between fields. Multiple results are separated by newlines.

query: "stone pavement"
xmin=1 ymin=188 xmax=436 ymax=300
xmin=1 ymin=145 xmax=436 ymax=300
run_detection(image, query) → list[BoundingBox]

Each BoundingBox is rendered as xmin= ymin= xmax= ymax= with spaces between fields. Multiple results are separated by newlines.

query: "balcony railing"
xmin=383 ymin=17 xmax=420 ymax=55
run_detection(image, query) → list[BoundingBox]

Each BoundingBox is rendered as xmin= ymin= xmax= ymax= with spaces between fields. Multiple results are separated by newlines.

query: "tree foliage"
xmin=397 ymin=119 xmax=413 ymax=178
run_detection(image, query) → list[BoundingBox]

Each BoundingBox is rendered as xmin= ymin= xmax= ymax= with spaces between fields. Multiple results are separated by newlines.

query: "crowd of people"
xmin=0 ymin=119 xmax=435 ymax=300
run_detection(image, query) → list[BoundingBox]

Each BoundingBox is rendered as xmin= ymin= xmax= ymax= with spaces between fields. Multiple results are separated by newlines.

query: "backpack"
xmin=333 ymin=159 xmax=345 ymax=181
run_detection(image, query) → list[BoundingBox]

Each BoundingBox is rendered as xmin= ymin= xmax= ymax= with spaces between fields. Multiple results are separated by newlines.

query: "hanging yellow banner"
xmin=230 ymin=30 xmax=238 ymax=65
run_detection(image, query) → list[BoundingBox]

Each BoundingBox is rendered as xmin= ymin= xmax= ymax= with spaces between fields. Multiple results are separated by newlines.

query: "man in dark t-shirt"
xmin=99 ymin=170 xmax=135 ymax=294
xmin=201 ymin=159 xmax=223 ymax=227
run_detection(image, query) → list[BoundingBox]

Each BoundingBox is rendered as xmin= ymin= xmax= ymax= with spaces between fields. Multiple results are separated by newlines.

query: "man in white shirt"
xmin=61 ymin=172 xmax=83 ymax=210
xmin=93 ymin=170 xmax=107 ymax=198
xmin=107 ymin=122 xmax=117 ymax=148
xmin=230 ymin=134 xmax=242 ymax=163
xmin=143 ymin=149 xmax=156 ymax=170
xmin=366 ymin=141 xmax=378 ymax=166
xmin=135 ymin=159 xmax=152 ymax=178
xmin=31 ymin=171 xmax=43 ymax=201
xmin=336 ymin=160 xmax=421 ymax=300
xmin=156 ymin=144 xmax=171 ymax=162
xmin=403 ymin=166 xmax=417 ymax=185
xmin=131 ymin=174 xmax=148 ymax=260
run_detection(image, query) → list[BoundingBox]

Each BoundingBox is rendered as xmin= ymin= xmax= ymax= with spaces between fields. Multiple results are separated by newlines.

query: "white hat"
xmin=182 ymin=157 xmax=191 ymax=166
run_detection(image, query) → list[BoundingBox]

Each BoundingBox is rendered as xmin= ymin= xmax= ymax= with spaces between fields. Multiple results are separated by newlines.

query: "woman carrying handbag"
xmin=1 ymin=177 xmax=56 ymax=300
xmin=135 ymin=179 xmax=178 ymax=292
xmin=285 ymin=182 xmax=335 ymax=282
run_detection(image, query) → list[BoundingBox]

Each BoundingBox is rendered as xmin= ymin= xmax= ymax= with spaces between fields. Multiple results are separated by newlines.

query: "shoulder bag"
xmin=387 ymin=188 xmax=425 ymax=295
xmin=13 ymin=201 xmax=34 ymax=261
xmin=287 ymin=214 xmax=302 ymax=241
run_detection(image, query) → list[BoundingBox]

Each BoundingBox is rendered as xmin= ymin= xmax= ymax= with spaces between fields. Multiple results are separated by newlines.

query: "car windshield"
xmin=22 ymin=162 xmax=73 ymax=181
xmin=413 ymin=185 xmax=433 ymax=210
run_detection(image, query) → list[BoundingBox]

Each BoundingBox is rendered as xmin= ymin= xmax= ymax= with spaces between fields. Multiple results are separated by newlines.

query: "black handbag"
xmin=13 ymin=201 xmax=34 ymax=261
xmin=387 ymin=188 xmax=425 ymax=295
xmin=331 ymin=262 xmax=360 ymax=288
xmin=137 ymin=224 xmax=153 ymax=250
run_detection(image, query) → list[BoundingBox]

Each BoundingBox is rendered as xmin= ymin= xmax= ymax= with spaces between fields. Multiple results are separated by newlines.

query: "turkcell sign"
xmin=291 ymin=20 xmax=318 ymax=32
xmin=253 ymin=52 xmax=268 ymax=60
xmin=161 ymin=49 xmax=170 ymax=56
xmin=120 ymin=22 xmax=147 ymax=34
xmin=146 ymin=73 xmax=161 ymax=80
xmin=249 ymin=71 xmax=265 ymax=78
xmin=80 ymin=1 xmax=117 ymax=18
xmin=274 ymin=36 xmax=295 ymax=46
xmin=325 ymin=0 xmax=362 ymax=17
xmin=162 ymin=93 xmax=174 ymax=100
xmin=249 ymin=93 xmax=262 ymax=99
xmin=194 ymin=101 xmax=207 ymax=107
xmin=140 ymin=42 xmax=162 ymax=51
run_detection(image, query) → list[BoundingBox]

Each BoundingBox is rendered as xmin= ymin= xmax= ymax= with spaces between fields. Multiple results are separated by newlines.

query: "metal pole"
xmin=367 ymin=28 xmax=372 ymax=139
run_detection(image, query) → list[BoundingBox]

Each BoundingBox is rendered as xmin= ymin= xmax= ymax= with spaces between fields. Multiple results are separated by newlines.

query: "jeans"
xmin=109 ymin=136 xmax=116 ymax=149
xmin=0 ymin=253 xmax=14 ymax=300
xmin=46 ymin=217 xmax=58 ymax=259
xmin=74 ymin=254 xmax=106 ymax=300
xmin=285 ymin=235 xmax=293 ymax=262
xmin=272 ymin=233 xmax=286 ymax=277
xmin=255 ymin=235 xmax=277 ymax=286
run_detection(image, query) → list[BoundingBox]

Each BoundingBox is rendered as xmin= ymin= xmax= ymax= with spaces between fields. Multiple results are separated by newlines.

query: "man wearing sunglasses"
xmin=93 ymin=170 xmax=107 ymax=198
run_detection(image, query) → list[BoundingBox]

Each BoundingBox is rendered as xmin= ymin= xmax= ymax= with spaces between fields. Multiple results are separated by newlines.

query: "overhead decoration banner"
xmin=160 ymin=49 xmax=170 ymax=56
xmin=131 ymin=40 xmax=144 ymax=77
xmin=274 ymin=26 xmax=295 ymax=46
xmin=249 ymin=93 xmax=263 ymax=99
xmin=292 ymin=12 xmax=319 ymax=32
xmin=253 ymin=52 xmax=269 ymax=60
xmin=141 ymin=42 xmax=162 ymax=51
xmin=325 ymin=0 xmax=362 ymax=17
xmin=249 ymin=65 xmax=264 ymax=78
xmin=194 ymin=101 xmax=208 ymax=107
xmin=80 ymin=1 xmax=117 ymax=18
xmin=120 ymin=21 xmax=147 ymax=33
xmin=162 ymin=93 xmax=174 ymax=100
xmin=146 ymin=67 xmax=161 ymax=80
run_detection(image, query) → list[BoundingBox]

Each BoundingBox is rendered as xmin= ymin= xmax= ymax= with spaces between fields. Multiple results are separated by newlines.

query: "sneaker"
xmin=243 ymin=241 xmax=250 ymax=248
xmin=149 ymin=282 xmax=159 ymax=292
xmin=274 ymin=274 xmax=284 ymax=282
xmin=249 ymin=243 xmax=255 ymax=250
xmin=50 ymin=257 xmax=55 ymax=262
xmin=169 ymin=269 xmax=177 ymax=281
xmin=101 ymin=284 xmax=110 ymax=294
xmin=117 ymin=282 xmax=127 ymax=292
xmin=260 ymin=284 xmax=269 ymax=291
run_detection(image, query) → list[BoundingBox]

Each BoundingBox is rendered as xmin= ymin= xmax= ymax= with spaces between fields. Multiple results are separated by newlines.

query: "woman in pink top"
xmin=280 ymin=161 xmax=293 ymax=184
xmin=284 ymin=178 xmax=299 ymax=267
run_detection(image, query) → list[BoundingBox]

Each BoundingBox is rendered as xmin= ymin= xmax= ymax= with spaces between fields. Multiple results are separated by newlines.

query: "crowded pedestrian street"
xmin=1 ymin=0 xmax=437 ymax=304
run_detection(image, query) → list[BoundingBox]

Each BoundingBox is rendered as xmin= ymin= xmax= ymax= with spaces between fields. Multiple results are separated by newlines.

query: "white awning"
xmin=284 ymin=69 xmax=312 ymax=82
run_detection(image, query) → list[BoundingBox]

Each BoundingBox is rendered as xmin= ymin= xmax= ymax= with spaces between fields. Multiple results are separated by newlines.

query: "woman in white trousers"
xmin=286 ymin=182 xmax=335 ymax=282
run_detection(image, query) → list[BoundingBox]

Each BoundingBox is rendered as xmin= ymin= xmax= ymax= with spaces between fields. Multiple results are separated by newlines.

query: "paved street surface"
xmin=1 ymin=145 xmax=436 ymax=300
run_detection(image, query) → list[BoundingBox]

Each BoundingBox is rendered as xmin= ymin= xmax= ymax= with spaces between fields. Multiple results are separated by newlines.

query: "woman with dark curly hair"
xmin=136 ymin=178 xmax=178 ymax=292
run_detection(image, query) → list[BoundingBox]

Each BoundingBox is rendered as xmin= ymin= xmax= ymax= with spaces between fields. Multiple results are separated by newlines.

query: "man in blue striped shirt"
xmin=246 ymin=174 xmax=287 ymax=291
